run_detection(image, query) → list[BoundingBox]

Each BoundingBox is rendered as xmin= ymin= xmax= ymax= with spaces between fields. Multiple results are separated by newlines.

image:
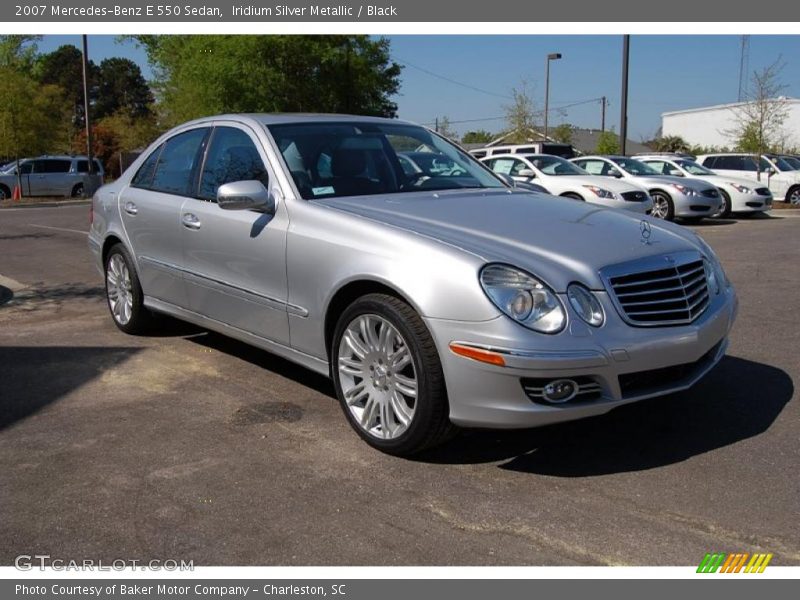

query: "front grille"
xmin=621 ymin=191 xmax=648 ymax=202
xmin=746 ymin=201 xmax=764 ymax=208
xmin=755 ymin=187 xmax=771 ymax=196
xmin=618 ymin=341 xmax=722 ymax=399
xmin=521 ymin=376 xmax=602 ymax=404
xmin=701 ymin=189 xmax=719 ymax=198
xmin=605 ymin=255 xmax=710 ymax=326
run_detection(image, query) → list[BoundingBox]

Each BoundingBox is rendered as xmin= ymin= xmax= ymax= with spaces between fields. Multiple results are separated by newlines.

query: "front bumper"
xmin=729 ymin=191 xmax=772 ymax=212
xmin=672 ymin=191 xmax=721 ymax=218
xmin=426 ymin=285 xmax=737 ymax=429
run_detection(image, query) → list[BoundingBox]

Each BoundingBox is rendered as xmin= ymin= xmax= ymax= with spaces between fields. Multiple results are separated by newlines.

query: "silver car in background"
xmin=572 ymin=155 xmax=722 ymax=221
xmin=637 ymin=155 xmax=772 ymax=217
xmin=88 ymin=114 xmax=737 ymax=456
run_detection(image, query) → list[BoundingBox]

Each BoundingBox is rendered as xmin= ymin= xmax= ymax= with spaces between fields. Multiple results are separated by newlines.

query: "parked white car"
xmin=481 ymin=154 xmax=653 ymax=213
xmin=637 ymin=155 xmax=772 ymax=217
xmin=571 ymin=156 xmax=721 ymax=222
xmin=696 ymin=153 xmax=800 ymax=205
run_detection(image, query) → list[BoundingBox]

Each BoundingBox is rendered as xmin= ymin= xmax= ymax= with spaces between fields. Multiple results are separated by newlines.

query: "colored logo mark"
xmin=697 ymin=552 xmax=773 ymax=573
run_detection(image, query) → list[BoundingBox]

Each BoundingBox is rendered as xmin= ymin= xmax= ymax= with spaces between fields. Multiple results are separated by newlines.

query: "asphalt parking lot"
xmin=1 ymin=203 xmax=798 ymax=566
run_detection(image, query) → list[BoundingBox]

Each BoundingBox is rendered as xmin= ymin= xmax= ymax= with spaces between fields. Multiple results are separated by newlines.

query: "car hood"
xmin=632 ymin=174 xmax=715 ymax=192
xmin=699 ymin=174 xmax=770 ymax=190
xmin=315 ymin=189 xmax=702 ymax=291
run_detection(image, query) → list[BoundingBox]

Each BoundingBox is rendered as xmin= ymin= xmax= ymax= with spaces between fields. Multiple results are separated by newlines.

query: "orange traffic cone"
xmin=12 ymin=185 xmax=21 ymax=201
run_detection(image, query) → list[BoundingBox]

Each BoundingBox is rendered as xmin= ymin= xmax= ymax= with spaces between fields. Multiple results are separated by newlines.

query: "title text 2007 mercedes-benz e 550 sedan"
xmin=88 ymin=114 xmax=738 ymax=455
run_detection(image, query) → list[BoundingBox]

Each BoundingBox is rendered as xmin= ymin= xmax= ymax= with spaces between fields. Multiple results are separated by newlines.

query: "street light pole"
xmin=619 ymin=35 xmax=630 ymax=156
xmin=81 ymin=35 xmax=95 ymax=190
xmin=544 ymin=52 xmax=562 ymax=140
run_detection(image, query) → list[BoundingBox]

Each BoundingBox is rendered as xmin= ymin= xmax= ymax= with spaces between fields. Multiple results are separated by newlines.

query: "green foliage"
xmin=461 ymin=130 xmax=493 ymax=144
xmin=0 ymin=67 xmax=69 ymax=159
xmin=128 ymin=35 xmax=402 ymax=126
xmin=595 ymin=130 xmax=620 ymax=155
xmin=503 ymin=82 xmax=538 ymax=144
xmin=95 ymin=57 xmax=154 ymax=119
xmin=551 ymin=123 xmax=574 ymax=144
xmin=35 ymin=44 xmax=96 ymax=129
xmin=0 ymin=35 xmax=41 ymax=70
xmin=650 ymin=135 xmax=690 ymax=153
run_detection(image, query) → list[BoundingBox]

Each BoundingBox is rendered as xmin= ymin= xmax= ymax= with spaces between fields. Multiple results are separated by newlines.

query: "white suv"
xmin=638 ymin=155 xmax=772 ymax=217
xmin=696 ymin=153 xmax=800 ymax=205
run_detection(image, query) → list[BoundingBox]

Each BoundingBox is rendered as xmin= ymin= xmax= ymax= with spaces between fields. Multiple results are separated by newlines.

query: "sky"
xmin=37 ymin=34 xmax=800 ymax=141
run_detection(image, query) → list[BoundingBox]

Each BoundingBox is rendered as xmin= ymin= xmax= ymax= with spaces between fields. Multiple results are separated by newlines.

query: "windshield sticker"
xmin=312 ymin=186 xmax=335 ymax=196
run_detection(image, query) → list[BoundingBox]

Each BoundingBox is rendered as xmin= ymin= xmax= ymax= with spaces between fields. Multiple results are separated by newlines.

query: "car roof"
xmin=176 ymin=113 xmax=416 ymax=128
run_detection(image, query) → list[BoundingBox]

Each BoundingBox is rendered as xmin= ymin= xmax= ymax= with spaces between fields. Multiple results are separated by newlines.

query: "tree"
xmin=71 ymin=124 xmax=121 ymax=175
xmin=35 ymin=44 xmax=97 ymax=129
xmin=595 ymin=130 xmax=620 ymax=154
xmin=551 ymin=123 xmax=574 ymax=144
xmin=0 ymin=35 xmax=41 ymax=70
xmin=726 ymin=59 xmax=790 ymax=163
xmin=461 ymin=130 xmax=493 ymax=144
xmin=503 ymin=82 xmax=538 ymax=144
xmin=649 ymin=134 xmax=690 ymax=153
xmin=95 ymin=57 xmax=154 ymax=119
xmin=97 ymin=110 xmax=162 ymax=177
xmin=128 ymin=35 xmax=402 ymax=126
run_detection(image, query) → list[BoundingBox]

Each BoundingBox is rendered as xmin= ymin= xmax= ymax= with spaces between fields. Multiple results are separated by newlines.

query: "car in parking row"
xmin=480 ymin=153 xmax=653 ymax=214
xmin=570 ymin=155 xmax=721 ymax=221
xmin=696 ymin=153 xmax=800 ymax=205
xmin=636 ymin=155 xmax=772 ymax=217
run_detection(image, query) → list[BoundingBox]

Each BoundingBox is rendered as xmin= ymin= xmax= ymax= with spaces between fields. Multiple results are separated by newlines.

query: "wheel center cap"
xmin=373 ymin=365 xmax=388 ymax=388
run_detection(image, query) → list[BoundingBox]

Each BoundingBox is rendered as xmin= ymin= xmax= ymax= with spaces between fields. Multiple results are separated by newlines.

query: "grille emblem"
xmin=640 ymin=220 xmax=652 ymax=245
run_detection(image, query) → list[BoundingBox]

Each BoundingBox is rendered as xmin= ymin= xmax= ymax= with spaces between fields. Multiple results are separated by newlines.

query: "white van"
xmin=696 ymin=153 xmax=800 ymax=204
xmin=470 ymin=143 xmax=576 ymax=160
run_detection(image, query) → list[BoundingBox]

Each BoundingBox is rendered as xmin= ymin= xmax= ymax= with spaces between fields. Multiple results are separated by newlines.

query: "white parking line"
xmin=28 ymin=224 xmax=88 ymax=235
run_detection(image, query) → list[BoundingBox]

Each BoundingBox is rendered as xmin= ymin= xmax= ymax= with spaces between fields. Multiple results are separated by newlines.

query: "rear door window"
xmin=131 ymin=145 xmax=163 ymax=188
xmin=38 ymin=159 xmax=72 ymax=173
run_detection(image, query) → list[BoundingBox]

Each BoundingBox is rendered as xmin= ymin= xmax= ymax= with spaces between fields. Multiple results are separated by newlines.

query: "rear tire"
xmin=650 ymin=190 xmax=675 ymax=221
xmin=0 ymin=184 xmax=10 ymax=200
xmin=331 ymin=293 xmax=455 ymax=456
xmin=104 ymin=244 xmax=153 ymax=334
xmin=71 ymin=183 xmax=85 ymax=198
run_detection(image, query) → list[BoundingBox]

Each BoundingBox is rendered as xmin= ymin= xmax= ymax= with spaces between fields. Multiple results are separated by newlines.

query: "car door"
xmin=119 ymin=126 xmax=210 ymax=308
xmin=180 ymin=124 xmax=290 ymax=345
xmin=13 ymin=161 xmax=34 ymax=195
xmin=43 ymin=158 xmax=74 ymax=196
xmin=27 ymin=160 xmax=54 ymax=195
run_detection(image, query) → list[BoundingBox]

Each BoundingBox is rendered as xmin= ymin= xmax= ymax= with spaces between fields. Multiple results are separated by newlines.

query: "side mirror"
xmin=217 ymin=180 xmax=274 ymax=213
xmin=608 ymin=168 xmax=622 ymax=178
xmin=517 ymin=169 xmax=536 ymax=178
xmin=765 ymin=167 xmax=776 ymax=176
xmin=668 ymin=169 xmax=684 ymax=177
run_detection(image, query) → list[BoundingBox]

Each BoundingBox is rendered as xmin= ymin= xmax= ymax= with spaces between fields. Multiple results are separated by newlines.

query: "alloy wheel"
xmin=337 ymin=314 xmax=417 ymax=440
xmin=106 ymin=254 xmax=133 ymax=325
xmin=790 ymin=188 xmax=800 ymax=205
xmin=651 ymin=195 xmax=669 ymax=219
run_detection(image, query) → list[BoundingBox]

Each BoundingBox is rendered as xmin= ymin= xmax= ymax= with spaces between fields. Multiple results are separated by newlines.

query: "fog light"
xmin=542 ymin=379 xmax=578 ymax=403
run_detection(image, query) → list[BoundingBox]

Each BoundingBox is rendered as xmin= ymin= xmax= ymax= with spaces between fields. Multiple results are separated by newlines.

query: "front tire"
xmin=787 ymin=186 xmax=800 ymax=205
xmin=562 ymin=192 xmax=585 ymax=201
xmin=71 ymin=183 xmax=85 ymax=198
xmin=714 ymin=190 xmax=731 ymax=218
xmin=650 ymin=190 xmax=675 ymax=220
xmin=331 ymin=293 xmax=454 ymax=455
xmin=104 ymin=244 xmax=152 ymax=334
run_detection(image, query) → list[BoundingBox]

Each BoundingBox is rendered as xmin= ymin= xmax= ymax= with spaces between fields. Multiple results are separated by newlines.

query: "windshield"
xmin=614 ymin=158 xmax=660 ymax=176
xmin=268 ymin=121 xmax=504 ymax=200
xmin=524 ymin=155 xmax=586 ymax=176
xmin=675 ymin=159 xmax=716 ymax=176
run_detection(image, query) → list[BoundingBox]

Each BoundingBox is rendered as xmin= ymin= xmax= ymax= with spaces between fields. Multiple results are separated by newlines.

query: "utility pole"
xmin=81 ymin=35 xmax=94 ymax=194
xmin=434 ymin=117 xmax=439 ymax=133
xmin=619 ymin=35 xmax=630 ymax=156
xmin=601 ymin=96 xmax=607 ymax=132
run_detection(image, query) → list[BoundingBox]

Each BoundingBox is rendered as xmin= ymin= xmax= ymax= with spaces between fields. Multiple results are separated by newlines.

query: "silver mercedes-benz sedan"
xmin=88 ymin=114 xmax=738 ymax=455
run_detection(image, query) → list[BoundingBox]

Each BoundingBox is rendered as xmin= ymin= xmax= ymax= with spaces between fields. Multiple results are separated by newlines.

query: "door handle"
xmin=182 ymin=213 xmax=201 ymax=230
xmin=123 ymin=201 xmax=138 ymax=216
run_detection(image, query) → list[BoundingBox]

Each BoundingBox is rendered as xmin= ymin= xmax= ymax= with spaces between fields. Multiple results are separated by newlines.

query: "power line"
xmin=396 ymin=58 xmax=513 ymax=100
xmin=421 ymin=97 xmax=607 ymax=127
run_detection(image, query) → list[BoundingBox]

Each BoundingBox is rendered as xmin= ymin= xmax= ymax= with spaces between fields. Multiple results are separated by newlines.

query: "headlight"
xmin=480 ymin=264 xmax=565 ymax=333
xmin=669 ymin=183 xmax=697 ymax=196
xmin=703 ymin=259 xmax=720 ymax=295
xmin=566 ymin=283 xmax=604 ymax=327
xmin=582 ymin=185 xmax=618 ymax=200
xmin=729 ymin=183 xmax=753 ymax=194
